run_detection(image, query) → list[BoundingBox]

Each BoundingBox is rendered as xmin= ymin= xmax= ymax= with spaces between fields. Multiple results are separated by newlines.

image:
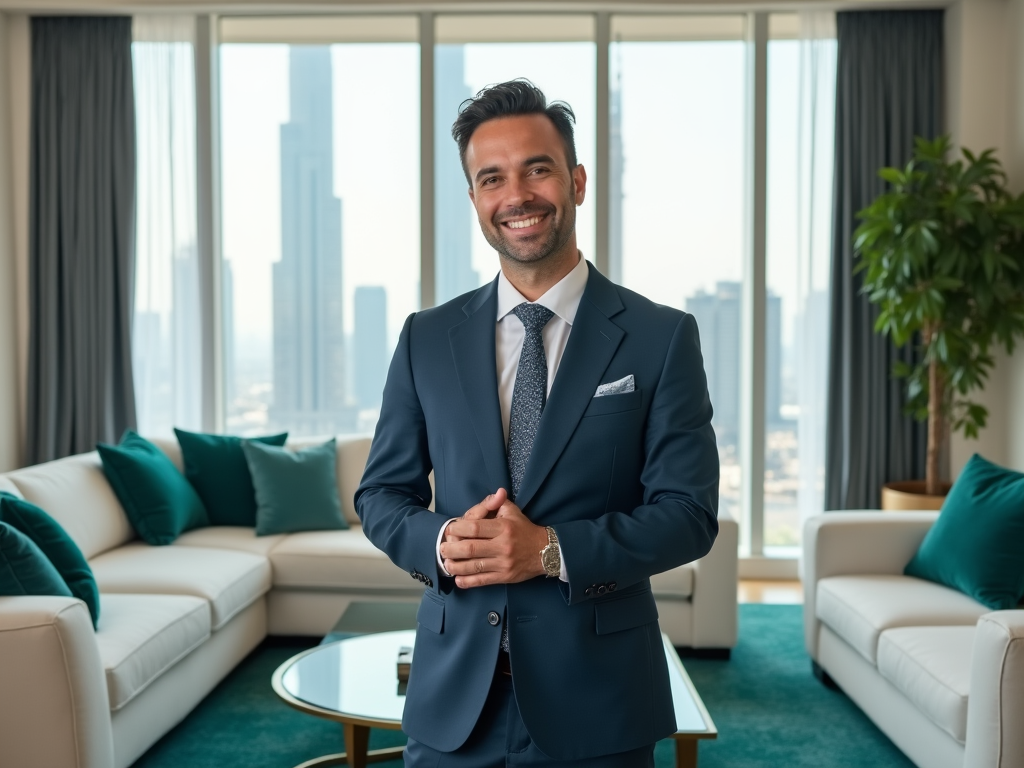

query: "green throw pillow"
xmin=98 ymin=430 xmax=209 ymax=545
xmin=905 ymin=453 xmax=1024 ymax=610
xmin=174 ymin=429 xmax=288 ymax=527
xmin=0 ymin=492 xmax=100 ymax=627
xmin=0 ymin=521 xmax=73 ymax=599
xmin=241 ymin=438 xmax=347 ymax=537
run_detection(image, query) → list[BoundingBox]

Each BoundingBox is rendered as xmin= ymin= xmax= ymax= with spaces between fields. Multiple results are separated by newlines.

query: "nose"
xmin=503 ymin=174 xmax=534 ymax=208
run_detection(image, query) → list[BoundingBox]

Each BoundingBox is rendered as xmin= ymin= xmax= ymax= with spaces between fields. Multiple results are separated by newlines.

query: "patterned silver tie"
xmin=502 ymin=303 xmax=553 ymax=655
xmin=506 ymin=302 xmax=555 ymax=502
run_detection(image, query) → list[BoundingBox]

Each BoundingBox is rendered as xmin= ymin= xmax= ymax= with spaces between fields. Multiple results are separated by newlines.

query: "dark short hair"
xmin=451 ymin=79 xmax=578 ymax=184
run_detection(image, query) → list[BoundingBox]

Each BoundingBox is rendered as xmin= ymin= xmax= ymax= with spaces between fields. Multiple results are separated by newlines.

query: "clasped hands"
xmin=440 ymin=488 xmax=550 ymax=588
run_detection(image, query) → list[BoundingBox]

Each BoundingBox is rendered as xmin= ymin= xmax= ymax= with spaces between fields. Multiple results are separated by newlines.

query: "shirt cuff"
xmin=558 ymin=543 xmax=568 ymax=582
xmin=436 ymin=517 xmax=456 ymax=577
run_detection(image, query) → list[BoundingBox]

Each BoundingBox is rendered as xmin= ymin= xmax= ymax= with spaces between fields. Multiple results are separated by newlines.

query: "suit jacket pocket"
xmin=417 ymin=593 xmax=445 ymax=634
xmin=594 ymin=586 xmax=659 ymax=635
xmin=582 ymin=388 xmax=642 ymax=418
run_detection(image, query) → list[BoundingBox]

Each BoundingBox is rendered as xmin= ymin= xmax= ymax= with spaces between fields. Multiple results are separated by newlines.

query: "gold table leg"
xmin=291 ymin=723 xmax=404 ymax=768
xmin=675 ymin=738 xmax=698 ymax=768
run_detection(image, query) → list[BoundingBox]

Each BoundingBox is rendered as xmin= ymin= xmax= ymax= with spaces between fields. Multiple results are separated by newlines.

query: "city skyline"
xmin=271 ymin=46 xmax=352 ymax=435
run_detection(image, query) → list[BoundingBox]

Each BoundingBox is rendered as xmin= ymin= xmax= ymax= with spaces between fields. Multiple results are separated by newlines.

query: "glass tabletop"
xmin=279 ymin=629 xmax=716 ymax=736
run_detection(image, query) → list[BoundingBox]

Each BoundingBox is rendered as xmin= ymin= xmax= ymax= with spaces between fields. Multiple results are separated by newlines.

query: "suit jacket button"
xmin=487 ymin=611 xmax=500 ymax=626
xmin=597 ymin=585 xmax=607 ymax=596
xmin=608 ymin=582 xmax=617 ymax=592
xmin=585 ymin=587 xmax=594 ymax=597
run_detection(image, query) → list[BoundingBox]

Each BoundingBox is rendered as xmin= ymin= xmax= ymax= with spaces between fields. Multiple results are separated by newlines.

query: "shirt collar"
xmin=496 ymin=252 xmax=589 ymax=326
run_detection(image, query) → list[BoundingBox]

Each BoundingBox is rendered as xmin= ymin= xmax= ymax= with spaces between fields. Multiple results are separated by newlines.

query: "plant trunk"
xmin=926 ymin=351 xmax=944 ymax=496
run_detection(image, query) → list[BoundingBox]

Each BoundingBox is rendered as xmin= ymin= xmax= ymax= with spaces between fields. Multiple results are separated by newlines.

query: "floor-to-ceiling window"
xmin=610 ymin=15 xmax=749 ymax=531
xmin=130 ymin=9 xmax=836 ymax=568
xmin=433 ymin=15 xmax=596 ymax=305
xmin=218 ymin=17 xmax=421 ymax=438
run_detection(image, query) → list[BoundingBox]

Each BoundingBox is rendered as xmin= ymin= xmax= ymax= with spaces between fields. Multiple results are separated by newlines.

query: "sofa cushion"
xmin=97 ymin=431 xmax=209 ymax=545
xmin=269 ymin=526 xmax=421 ymax=592
xmin=4 ymin=452 xmax=134 ymax=560
xmin=877 ymin=626 xmax=974 ymax=744
xmin=816 ymin=574 xmax=987 ymax=664
xmin=906 ymin=454 xmax=1024 ymax=610
xmin=243 ymin=438 xmax=347 ymax=536
xmin=95 ymin=593 xmax=210 ymax=710
xmin=90 ymin=544 xmax=270 ymax=630
xmin=289 ymin=435 xmax=369 ymax=526
xmin=175 ymin=429 xmax=289 ymax=527
xmin=0 ymin=522 xmax=73 ymax=599
xmin=649 ymin=564 xmax=694 ymax=599
xmin=0 ymin=494 xmax=100 ymax=627
xmin=174 ymin=526 xmax=287 ymax=557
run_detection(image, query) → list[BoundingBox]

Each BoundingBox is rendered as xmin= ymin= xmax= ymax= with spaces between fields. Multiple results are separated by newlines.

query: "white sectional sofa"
xmin=0 ymin=435 xmax=738 ymax=768
xmin=803 ymin=511 xmax=1024 ymax=768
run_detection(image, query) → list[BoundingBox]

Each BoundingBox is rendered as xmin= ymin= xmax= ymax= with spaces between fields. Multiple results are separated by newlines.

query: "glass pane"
xmin=765 ymin=33 xmax=835 ymax=552
xmin=132 ymin=37 xmax=201 ymax=436
xmin=611 ymin=34 xmax=748 ymax=528
xmin=220 ymin=42 xmax=420 ymax=437
xmin=434 ymin=37 xmax=596 ymax=305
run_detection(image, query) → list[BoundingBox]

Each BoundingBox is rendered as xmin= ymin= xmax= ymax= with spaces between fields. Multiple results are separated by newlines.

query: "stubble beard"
xmin=481 ymin=186 xmax=577 ymax=267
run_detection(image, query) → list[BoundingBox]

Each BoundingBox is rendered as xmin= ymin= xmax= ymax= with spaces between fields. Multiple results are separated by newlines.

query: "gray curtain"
xmin=27 ymin=16 xmax=137 ymax=464
xmin=825 ymin=10 xmax=943 ymax=510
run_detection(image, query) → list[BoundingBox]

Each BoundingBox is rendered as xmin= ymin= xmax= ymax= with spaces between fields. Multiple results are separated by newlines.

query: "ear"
xmin=468 ymin=185 xmax=475 ymax=205
xmin=572 ymin=164 xmax=587 ymax=206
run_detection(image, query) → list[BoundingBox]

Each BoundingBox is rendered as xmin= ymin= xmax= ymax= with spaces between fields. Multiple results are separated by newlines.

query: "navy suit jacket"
xmin=355 ymin=263 xmax=719 ymax=760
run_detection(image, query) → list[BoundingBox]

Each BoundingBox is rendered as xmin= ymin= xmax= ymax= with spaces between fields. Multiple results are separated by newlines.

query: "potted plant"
xmin=854 ymin=136 xmax=1024 ymax=509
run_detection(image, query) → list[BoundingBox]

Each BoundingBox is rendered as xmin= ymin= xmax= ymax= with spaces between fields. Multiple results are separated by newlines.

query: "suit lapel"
xmin=514 ymin=265 xmax=625 ymax=510
xmin=448 ymin=278 xmax=512 ymax=494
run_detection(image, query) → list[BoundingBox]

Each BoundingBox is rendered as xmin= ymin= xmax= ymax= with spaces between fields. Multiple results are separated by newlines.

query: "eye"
xmin=481 ymin=176 xmax=499 ymax=186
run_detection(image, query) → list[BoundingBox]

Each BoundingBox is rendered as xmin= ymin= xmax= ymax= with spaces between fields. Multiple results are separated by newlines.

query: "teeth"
xmin=507 ymin=216 xmax=542 ymax=229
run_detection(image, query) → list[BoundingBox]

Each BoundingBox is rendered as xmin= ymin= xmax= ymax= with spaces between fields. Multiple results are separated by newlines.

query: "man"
xmin=355 ymin=79 xmax=719 ymax=767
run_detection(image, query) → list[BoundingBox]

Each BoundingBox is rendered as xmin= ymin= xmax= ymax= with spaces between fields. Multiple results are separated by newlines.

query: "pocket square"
xmin=594 ymin=375 xmax=635 ymax=398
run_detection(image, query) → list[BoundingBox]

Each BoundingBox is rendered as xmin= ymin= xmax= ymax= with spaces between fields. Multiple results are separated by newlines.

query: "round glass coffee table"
xmin=272 ymin=630 xmax=413 ymax=768
xmin=273 ymin=627 xmax=716 ymax=768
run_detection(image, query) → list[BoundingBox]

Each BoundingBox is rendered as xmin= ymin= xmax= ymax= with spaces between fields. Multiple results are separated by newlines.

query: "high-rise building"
xmin=354 ymin=286 xmax=388 ymax=410
xmin=684 ymin=282 xmax=783 ymax=439
xmin=271 ymin=46 xmax=352 ymax=435
xmin=435 ymin=45 xmax=479 ymax=304
xmin=172 ymin=243 xmax=202 ymax=430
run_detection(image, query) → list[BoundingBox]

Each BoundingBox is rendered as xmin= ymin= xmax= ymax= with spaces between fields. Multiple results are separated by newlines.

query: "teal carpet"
xmin=132 ymin=605 xmax=914 ymax=768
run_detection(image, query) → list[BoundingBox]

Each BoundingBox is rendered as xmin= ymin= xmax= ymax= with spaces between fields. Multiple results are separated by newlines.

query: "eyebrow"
xmin=473 ymin=154 xmax=558 ymax=183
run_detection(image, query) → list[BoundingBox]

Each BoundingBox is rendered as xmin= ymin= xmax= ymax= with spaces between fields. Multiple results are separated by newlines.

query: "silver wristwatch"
xmin=540 ymin=526 xmax=560 ymax=578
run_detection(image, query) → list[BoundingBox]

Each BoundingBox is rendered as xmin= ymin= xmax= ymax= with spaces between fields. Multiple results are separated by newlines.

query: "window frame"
xmin=187 ymin=9 xmax=810 ymax=574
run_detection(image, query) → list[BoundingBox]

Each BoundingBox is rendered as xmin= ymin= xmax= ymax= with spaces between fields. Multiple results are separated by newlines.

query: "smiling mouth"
xmin=502 ymin=213 xmax=548 ymax=231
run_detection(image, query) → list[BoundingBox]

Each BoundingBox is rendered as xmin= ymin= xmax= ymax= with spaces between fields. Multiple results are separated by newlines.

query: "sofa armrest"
xmin=0 ymin=597 xmax=114 ymax=768
xmin=965 ymin=610 xmax=1024 ymax=768
xmin=689 ymin=511 xmax=738 ymax=648
xmin=801 ymin=511 xmax=937 ymax=660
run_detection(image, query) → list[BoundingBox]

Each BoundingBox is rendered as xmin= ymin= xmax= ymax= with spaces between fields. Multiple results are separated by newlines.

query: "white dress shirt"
xmin=436 ymin=253 xmax=589 ymax=582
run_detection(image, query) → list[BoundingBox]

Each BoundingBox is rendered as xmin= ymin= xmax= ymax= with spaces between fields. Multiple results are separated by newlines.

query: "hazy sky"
xmin=217 ymin=37 xmax=833 ymax=364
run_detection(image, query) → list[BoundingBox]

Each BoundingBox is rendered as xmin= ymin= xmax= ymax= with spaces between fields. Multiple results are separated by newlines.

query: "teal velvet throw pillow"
xmin=98 ymin=430 xmax=209 ymax=545
xmin=905 ymin=453 xmax=1024 ymax=610
xmin=0 ymin=493 xmax=100 ymax=627
xmin=0 ymin=521 xmax=73 ymax=600
xmin=174 ymin=429 xmax=289 ymax=527
xmin=241 ymin=438 xmax=347 ymax=536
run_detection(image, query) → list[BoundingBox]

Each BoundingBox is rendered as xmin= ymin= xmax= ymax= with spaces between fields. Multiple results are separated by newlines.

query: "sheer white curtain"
xmin=132 ymin=16 xmax=201 ymax=436
xmin=796 ymin=13 xmax=837 ymax=527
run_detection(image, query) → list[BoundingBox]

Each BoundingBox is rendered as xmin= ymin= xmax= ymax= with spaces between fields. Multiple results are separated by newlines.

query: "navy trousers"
xmin=404 ymin=670 xmax=656 ymax=768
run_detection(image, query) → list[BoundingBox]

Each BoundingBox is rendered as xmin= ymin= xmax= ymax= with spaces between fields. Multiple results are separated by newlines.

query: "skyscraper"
xmin=271 ymin=46 xmax=351 ymax=435
xmin=354 ymin=286 xmax=388 ymax=410
xmin=684 ymin=282 xmax=783 ymax=439
xmin=435 ymin=46 xmax=479 ymax=304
